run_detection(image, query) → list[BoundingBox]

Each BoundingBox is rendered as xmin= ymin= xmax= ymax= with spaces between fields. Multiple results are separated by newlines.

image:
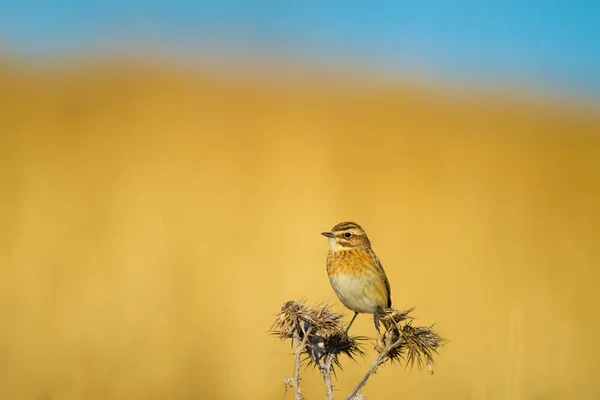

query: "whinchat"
xmin=321 ymin=221 xmax=392 ymax=333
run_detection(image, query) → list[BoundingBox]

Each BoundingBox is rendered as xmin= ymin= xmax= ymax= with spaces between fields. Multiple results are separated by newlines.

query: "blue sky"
xmin=1 ymin=1 xmax=598 ymax=95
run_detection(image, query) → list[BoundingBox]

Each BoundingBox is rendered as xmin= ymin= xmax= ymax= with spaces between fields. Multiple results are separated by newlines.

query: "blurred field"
xmin=0 ymin=59 xmax=599 ymax=400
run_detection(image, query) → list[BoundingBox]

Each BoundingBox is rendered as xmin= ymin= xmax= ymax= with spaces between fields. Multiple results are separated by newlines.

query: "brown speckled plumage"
xmin=326 ymin=249 xmax=391 ymax=309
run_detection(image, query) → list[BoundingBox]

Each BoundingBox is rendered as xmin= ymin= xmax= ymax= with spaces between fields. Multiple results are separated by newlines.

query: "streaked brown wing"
xmin=371 ymin=250 xmax=392 ymax=308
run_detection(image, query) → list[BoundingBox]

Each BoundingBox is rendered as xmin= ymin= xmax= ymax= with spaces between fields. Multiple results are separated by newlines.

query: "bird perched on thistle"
xmin=321 ymin=221 xmax=392 ymax=334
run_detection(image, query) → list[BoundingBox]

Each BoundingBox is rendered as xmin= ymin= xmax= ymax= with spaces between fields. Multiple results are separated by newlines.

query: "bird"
xmin=321 ymin=221 xmax=392 ymax=334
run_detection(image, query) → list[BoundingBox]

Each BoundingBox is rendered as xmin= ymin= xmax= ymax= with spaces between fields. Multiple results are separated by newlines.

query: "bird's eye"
xmin=344 ymin=232 xmax=352 ymax=238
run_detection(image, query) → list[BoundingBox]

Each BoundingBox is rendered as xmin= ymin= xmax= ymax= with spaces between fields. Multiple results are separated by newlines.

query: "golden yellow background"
xmin=1 ymin=61 xmax=599 ymax=399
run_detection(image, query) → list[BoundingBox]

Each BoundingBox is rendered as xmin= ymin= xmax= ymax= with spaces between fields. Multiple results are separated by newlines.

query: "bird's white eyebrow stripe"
xmin=335 ymin=228 xmax=363 ymax=234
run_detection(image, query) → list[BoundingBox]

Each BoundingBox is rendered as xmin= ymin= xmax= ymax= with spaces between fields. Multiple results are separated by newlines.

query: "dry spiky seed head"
xmin=272 ymin=301 xmax=445 ymax=378
xmin=271 ymin=301 xmax=365 ymax=372
xmin=372 ymin=307 xmax=446 ymax=372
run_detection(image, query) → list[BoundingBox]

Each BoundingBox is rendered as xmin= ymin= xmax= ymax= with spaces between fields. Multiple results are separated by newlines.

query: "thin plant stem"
xmin=291 ymin=325 xmax=311 ymax=400
xmin=345 ymin=336 xmax=403 ymax=400
xmin=319 ymin=353 xmax=335 ymax=400
xmin=291 ymin=331 xmax=303 ymax=400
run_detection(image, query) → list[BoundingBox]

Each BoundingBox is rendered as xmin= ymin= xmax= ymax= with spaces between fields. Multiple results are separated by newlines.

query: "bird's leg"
xmin=374 ymin=308 xmax=382 ymax=335
xmin=345 ymin=312 xmax=359 ymax=335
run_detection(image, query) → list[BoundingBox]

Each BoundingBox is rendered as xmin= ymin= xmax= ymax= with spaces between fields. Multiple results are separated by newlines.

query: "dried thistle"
xmin=271 ymin=301 xmax=364 ymax=400
xmin=271 ymin=301 xmax=364 ymax=363
xmin=380 ymin=308 xmax=444 ymax=368
xmin=272 ymin=301 xmax=446 ymax=400
xmin=347 ymin=307 xmax=445 ymax=399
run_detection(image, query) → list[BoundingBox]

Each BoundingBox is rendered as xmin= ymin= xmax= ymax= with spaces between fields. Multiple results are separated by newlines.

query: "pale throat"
xmin=328 ymin=237 xmax=338 ymax=251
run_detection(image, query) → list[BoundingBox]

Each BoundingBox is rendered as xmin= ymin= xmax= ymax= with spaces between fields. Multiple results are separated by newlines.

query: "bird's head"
xmin=321 ymin=221 xmax=372 ymax=251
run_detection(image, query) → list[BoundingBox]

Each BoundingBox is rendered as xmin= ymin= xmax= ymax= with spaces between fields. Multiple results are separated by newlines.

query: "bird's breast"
xmin=326 ymin=250 xmax=389 ymax=314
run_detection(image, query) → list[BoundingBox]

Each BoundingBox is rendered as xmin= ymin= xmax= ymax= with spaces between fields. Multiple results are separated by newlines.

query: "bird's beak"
xmin=321 ymin=231 xmax=335 ymax=238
